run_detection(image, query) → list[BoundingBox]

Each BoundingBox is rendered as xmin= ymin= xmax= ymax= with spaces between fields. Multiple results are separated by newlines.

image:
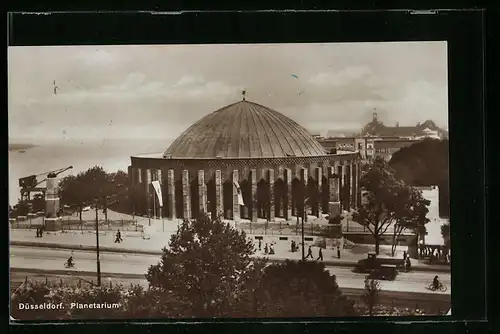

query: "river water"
xmin=8 ymin=138 xmax=172 ymax=206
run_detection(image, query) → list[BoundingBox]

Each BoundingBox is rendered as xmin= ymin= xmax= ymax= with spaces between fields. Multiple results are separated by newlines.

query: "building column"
xmin=284 ymin=168 xmax=292 ymax=220
xmin=232 ymin=170 xmax=241 ymax=222
xmin=182 ymin=170 xmax=191 ymax=220
xmin=198 ymin=170 xmax=207 ymax=216
xmin=137 ymin=168 xmax=143 ymax=184
xmin=215 ymin=170 xmax=223 ymax=218
xmin=167 ymin=169 xmax=176 ymax=219
xmin=338 ymin=165 xmax=345 ymax=212
xmin=268 ymin=169 xmax=275 ymax=222
xmin=146 ymin=169 xmax=152 ymax=218
xmin=356 ymin=162 xmax=362 ymax=208
xmin=137 ymin=168 xmax=144 ymax=214
xmin=328 ymin=166 xmax=341 ymax=218
xmin=351 ymin=163 xmax=357 ymax=210
xmin=345 ymin=164 xmax=352 ymax=211
xmin=150 ymin=170 xmax=156 ymax=219
xmin=250 ymin=169 xmax=258 ymax=222
xmin=300 ymin=168 xmax=308 ymax=219
xmin=315 ymin=167 xmax=322 ymax=218
xmin=157 ymin=169 xmax=164 ymax=217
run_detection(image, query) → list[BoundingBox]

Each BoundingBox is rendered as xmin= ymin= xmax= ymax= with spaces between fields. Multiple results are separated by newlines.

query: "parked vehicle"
xmin=354 ymin=252 xmax=405 ymax=273
xmin=367 ymin=264 xmax=398 ymax=281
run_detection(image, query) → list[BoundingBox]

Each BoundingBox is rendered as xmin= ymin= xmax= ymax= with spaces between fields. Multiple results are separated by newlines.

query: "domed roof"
xmin=164 ymin=100 xmax=327 ymax=158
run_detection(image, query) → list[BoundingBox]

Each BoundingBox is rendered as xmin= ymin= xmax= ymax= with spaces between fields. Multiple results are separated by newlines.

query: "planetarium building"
xmin=128 ymin=99 xmax=361 ymax=222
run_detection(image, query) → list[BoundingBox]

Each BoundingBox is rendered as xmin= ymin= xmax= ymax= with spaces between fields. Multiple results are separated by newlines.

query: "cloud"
xmin=8 ymin=43 xmax=448 ymax=143
xmin=73 ymin=48 xmax=123 ymax=67
xmin=174 ymin=75 xmax=206 ymax=87
xmin=19 ymin=73 xmax=243 ymax=105
xmin=308 ymin=66 xmax=373 ymax=87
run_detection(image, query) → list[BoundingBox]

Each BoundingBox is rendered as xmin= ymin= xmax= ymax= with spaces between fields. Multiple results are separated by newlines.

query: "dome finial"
xmin=242 ymin=89 xmax=246 ymax=101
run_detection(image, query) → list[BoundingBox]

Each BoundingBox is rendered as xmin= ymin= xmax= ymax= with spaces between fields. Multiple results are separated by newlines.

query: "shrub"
xmin=252 ymin=260 xmax=357 ymax=317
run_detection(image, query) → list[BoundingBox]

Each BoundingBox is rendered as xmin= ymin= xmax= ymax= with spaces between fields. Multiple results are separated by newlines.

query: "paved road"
xmin=10 ymin=246 xmax=451 ymax=294
xmin=10 ymin=269 xmax=450 ymax=313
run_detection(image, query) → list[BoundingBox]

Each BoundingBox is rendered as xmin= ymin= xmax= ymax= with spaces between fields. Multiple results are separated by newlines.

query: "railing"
xmin=61 ymin=220 xmax=143 ymax=232
xmin=11 ymin=275 xmax=130 ymax=292
xmin=10 ymin=219 xmax=143 ymax=232
xmin=237 ymin=221 xmax=333 ymax=236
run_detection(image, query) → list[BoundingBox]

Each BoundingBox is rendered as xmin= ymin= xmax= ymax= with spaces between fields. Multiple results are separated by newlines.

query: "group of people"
xmin=402 ymin=250 xmax=412 ymax=271
xmin=257 ymin=239 xmax=275 ymax=255
xmin=35 ymin=227 xmax=44 ymax=238
xmin=419 ymin=246 xmax=451 ymax=264
xmin=305 ymin=245 xmax=323 ymax=261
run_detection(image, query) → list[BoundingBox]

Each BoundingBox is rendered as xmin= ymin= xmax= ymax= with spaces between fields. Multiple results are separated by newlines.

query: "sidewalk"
xmin=10 ymin=229 xmax=450 ymax=273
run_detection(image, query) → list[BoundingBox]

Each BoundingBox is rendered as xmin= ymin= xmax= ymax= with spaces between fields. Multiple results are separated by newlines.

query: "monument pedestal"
xmin=44 ymin=217 xmax=62 ymax=231
xmin=328 ymin=202 xmax=341 ymax=218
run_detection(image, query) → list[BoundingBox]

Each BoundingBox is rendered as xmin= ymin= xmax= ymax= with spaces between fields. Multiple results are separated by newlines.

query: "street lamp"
xmin=301 ymin=196 xmax=309 ymax=261
xmin=94 ymin=183 xmax=124 ymax=286
xmin=94 ymin=197 xmax=102 ymax=286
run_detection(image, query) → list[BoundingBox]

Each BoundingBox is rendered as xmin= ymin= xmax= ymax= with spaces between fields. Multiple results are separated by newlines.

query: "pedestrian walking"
xmin=405 ymin=257 xmax=412 ymax=271
xmin=306 ymin=245 xmax=313 ymax=259
xmin=258 ymin=239 xmax=262 ymax=251
xmin=337 ymin=246 xmax=341 ymax=259
xmin=35 ymin=228 xmax=39 ymax=238
xmin=403 ymin=250 xmax=407 ymax=260
xmin=39 ymin=227 xmax=43 ymax=238
xmin=269 ymin=245 xmax=275 ymax=255
xmin=290 ymin=240 xmax=294 ymax=252
xmin=316 ymin=247 xmax=323 ymax=261
xmin=264 ymin=243 xmax=269 ymax=255
xmin=115 ymin=230 xmax=122 ymax=243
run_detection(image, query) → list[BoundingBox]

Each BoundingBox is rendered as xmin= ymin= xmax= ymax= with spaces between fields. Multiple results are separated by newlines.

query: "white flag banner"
xmin=151 ymin=180 xmax=163 ymax=207
xmin=233 ymin=180 xmax=245 ymax=206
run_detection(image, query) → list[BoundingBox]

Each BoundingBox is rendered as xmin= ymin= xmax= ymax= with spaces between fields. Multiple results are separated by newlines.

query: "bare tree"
xmin=362 ymin=278 xmax=381 ymax=316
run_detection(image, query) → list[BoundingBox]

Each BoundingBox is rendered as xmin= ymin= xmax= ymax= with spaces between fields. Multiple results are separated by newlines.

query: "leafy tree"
xmin=252 ymin=260 xmax=357 ymax=317
xmin=352 ymin=157 xmax=430 ymax=255
xmin=390 ymin=185 xmax=430 ymax=256
xmin=441 ymin=222 xmax=451 ymax=249
xmin=389 ymin=139 xmax=449 ymax=217
xmin=59 ymin=174 xmax=88 ymax=222
xmin=59 ymin=166 xmax=129 ymax=220
xmin=145 ymin=214 xmax=258 ymax=318
xmin=362 ymin=278 xmax=381 ymax=316
xmin=11 ymin=200 xmax=30 ymax=217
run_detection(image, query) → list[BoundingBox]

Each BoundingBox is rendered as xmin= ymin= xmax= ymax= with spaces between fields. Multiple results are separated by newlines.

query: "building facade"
xmin=128 ymin=100 xmax=362 ymax=222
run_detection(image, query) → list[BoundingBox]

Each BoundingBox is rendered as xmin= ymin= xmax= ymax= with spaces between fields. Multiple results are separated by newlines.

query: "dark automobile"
xmin=367 ymin=264 xmax=398 ymax=281
xmin=354 ymin=252 xmax=405 ymax=273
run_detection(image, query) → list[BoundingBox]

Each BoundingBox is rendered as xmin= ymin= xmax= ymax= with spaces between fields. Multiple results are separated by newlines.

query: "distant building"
xmin=372 ymin=138 xmax=421 ymax=161
xmin=317 ymin=112 xmax=447 ymax=162
xmin=362 ymin=112 xmax=447 ymax=139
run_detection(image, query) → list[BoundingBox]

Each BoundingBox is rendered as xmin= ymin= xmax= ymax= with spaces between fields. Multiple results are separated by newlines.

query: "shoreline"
xmin=8 ymin=143 xmax=37 ymax=152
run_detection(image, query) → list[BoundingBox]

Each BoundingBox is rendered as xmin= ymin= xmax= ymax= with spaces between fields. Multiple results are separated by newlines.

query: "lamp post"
xmin=301 ymin=208 xmax=305 ymax=261
xmin=95 ymin=197 xmax=101 ymax=286
xmin=301 ymin=195 xmax=309 ymax=262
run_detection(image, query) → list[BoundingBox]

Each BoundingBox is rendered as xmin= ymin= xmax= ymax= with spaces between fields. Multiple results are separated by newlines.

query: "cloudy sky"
xmin=8 ymin=42 xmax=448 ymax=143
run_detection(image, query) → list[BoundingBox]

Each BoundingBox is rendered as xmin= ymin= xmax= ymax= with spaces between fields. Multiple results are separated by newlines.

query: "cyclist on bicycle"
xmin=66 ymin=255 xmax=74 ymax=267
xmin=433 ymin=275 xmax=440 ymax=289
